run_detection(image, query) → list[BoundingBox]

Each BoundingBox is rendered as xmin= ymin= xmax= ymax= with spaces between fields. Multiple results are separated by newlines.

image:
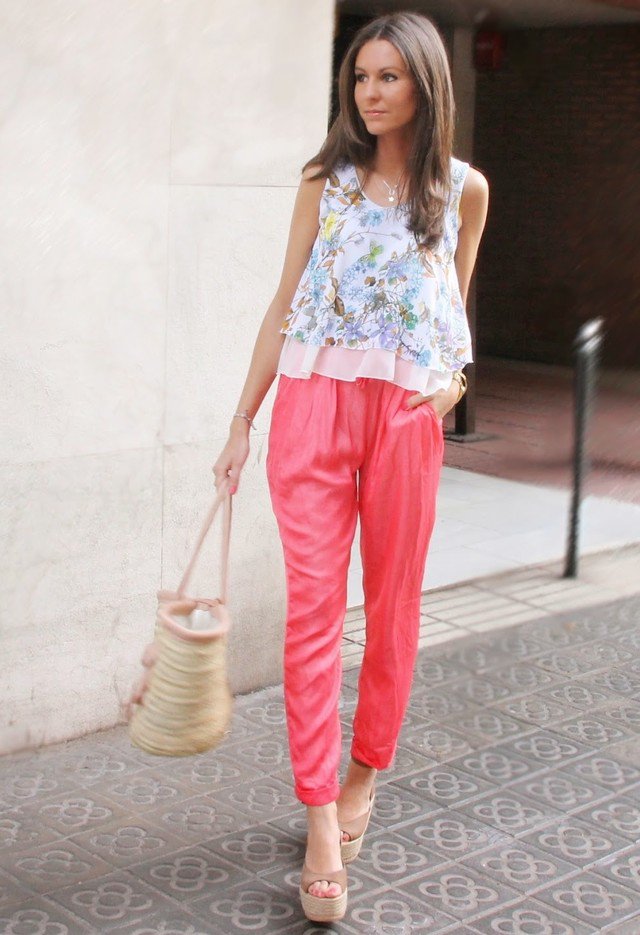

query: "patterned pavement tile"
xmin=507 ymin=767 xmax=616 ymax=814
xmin=518 ymin=815 xmax=633 ymax=869
xmin=398 ymin=863 xmax=522 ymax=923
xmin=533 ymin=870 xmax=640 ymax=929
xmin=18 ymin=788 xmax=132 ymax=838
xmin=47 ymin=868 xmax=183 ymax=929
xmin=202 ymin=776 xmax=298 ymax=824
xmin=67 ymin=813 xmax=188 ymax=870
xmin=201 ymin=824 xmax=304 ymax=876
xmin=560 ymin=753 xmax=640 ymax=794
xmin=439 ymin=707 xmax=537 ymax=746
xmin=187 ymin=877 xmax=298 ymax=934
xmin=572 ymin=795 xmax=640 ymax=843
xmin=591 ymin=844 xmax=640 ymax=894
xmin=388 ymin=764 xmax=497 ymax=809
xmin=5 ymin=838 xmax=114 ymax=895
xmin=459 ymin=839 xmax=581 ymax=895
xmin=147 ymin=792 xmax=255 ymax=845
xmin=131 ymin=844 xmax=254 ymax=902
xmin=0 ymin=893 xmax=97 ymax=933
xmin=467 ymin=898 xmax=596 ymax=934
xmin=392 ymin=807 xmax=511 ymax=862
xmin=107 ymin=906 xmax=220 ymax=933
xmin=453 ymin=789 xmax=565 ymax=838
xmin=0 ymin=805 xmax=65 ymax=856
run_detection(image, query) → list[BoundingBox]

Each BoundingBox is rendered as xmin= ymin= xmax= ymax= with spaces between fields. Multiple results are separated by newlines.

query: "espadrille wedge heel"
xmin=339 ymin=788 xmax=376 ymax=864
xmin=299 ymin=833 xmax=348 ymax=923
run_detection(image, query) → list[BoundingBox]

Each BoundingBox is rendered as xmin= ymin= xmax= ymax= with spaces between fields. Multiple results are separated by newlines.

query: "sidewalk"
xmin=1 ymin=546 xmax=639 ymax=933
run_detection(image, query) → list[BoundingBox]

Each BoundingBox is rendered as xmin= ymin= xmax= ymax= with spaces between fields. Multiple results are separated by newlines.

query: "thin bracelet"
xmin=232 ymin=411 xmax=255 ymax=430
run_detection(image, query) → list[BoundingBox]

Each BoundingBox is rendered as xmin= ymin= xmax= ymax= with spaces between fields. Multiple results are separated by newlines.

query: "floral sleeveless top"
xmin=279 ymin=156 xmax=473 ymax=373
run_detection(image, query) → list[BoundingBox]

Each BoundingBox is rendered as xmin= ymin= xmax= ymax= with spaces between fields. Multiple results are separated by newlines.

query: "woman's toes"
xmin=309 ymin=880 xmax=341 ymax=898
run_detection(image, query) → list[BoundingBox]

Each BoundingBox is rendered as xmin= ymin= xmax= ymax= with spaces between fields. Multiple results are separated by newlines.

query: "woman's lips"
xmin=365 ymin=111 xmax=386 ymax=116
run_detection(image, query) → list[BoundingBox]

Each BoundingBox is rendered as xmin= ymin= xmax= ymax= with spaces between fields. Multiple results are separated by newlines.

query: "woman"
xmin=213 ymin=11 xmax=489 ymax=923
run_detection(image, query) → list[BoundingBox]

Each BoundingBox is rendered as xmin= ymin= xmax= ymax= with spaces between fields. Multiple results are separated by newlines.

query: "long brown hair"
xmin=303 ymin=12 xmax=456 ymax=252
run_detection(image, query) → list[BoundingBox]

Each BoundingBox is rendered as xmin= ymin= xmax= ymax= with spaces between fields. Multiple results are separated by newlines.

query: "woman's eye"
xmin=355 ymin=73 xmax=396 ymax=82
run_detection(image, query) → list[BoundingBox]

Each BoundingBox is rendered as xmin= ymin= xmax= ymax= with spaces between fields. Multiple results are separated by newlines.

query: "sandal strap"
xmin=340 ymin=790 xmax=375 ymax=839
xmin=300 ymin=862 xmax=347 ymax=892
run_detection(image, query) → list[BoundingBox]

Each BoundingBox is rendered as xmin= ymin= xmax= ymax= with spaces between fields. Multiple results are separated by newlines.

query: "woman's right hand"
xmin=212 ymin=424 xmax=250 ymax=495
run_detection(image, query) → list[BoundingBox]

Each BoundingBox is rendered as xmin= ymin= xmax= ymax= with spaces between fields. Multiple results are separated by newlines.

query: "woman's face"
xmin=354 ymin=39 xmax=418 ymax=137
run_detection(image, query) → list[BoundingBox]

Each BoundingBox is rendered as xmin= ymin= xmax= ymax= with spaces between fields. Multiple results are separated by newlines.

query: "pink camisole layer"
xmin=277 ymin=335 xmax=454 ymax=395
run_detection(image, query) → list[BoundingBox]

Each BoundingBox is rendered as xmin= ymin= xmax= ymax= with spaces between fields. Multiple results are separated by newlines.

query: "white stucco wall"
xmin=0 ymin=0 xmax=335 ymax=754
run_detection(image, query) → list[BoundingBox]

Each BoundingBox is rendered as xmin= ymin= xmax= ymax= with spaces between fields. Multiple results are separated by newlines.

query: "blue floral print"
xmin=280 ymin=157 xmax=473 ymax=371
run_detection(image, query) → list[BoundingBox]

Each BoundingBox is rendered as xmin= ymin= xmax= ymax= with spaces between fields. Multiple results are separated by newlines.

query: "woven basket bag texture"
xmin=127 ymin=480 xmax=234 ymax=756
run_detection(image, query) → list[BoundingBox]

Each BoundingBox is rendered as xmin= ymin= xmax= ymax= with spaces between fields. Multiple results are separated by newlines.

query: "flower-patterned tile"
xmin=106 ymin=906 xmax=216 ymax=933
xmin=18 ymin=789 xmax=132 ymax=839
xmin=407 ymin=687 xmax=477 ymax=721
xmin=131 ymin=844 xmax=253 ymax=902
xmin=491 ymin=692 xmax=582 ymax=729
xmin=507 ymin=768 xmax=615 ymax=815
xmin=467 ymin=898 xmax=596 ymax=934
xmin=346 ymin=884 xmax=459 ymax=931
xmin=560 ymin=753 xmax=640 ymax=794
xmin=572 ymin=795 xmax=640 ymax=843
xmin=147 ymin=792 xmax=253 ymax=845
xmin=487 ymin=731 xmax=595 ymax=771
xmin=85 ymin=770 xmax=185 ymax=821
xmin=217 ymin=735 xmax=291 ymax=777
xmin=599 ymin=698 xmax=640 ymax=731
xmin=351 ymin=825 xmax=453 ymax=885
xmin=397 ymin=721 xmax=478 ymax=764
xmin=533 ymin=871 xmax=639 ymax=929
xmin=591 ymin=845 xmax=640 ymax=894
xmin=0 ymin=766 xmax=78 ymax=811
xmin=546 ymin=713 xmax=635 ymax=748
xmin=398 ymin=864 xmax=521 ymax=923
xmin=146 ymin=747 xmax=265 ymax=794
xmin=187 ymin=877 xmax=297 ymax=933
xmin=363 ymin=781 xmax=435 ymax=832
xmin=6 ymin=838 xmax=114 ymax=895
xmin=388 ymin=764 xmax=497 ymax=809
xmin=0 ymin=893 xmax=96 ymax=933
xmin=204 ymin=776 xmax=298 ymax=824
xmin=236 ymin=695 xmax=288 ymax=734
xmin=460 ymin=839 xmax=580 ymax=895
xmin=201 ymin=824 xmax=304 ymax=876
xmin=524 ymin=649 xmax=603 ymax=680
xmin=50 ymin=747 xmax=148 ymax=788
xmin=434 ymin=675 xmax=513 ymax=707
xmin=454 ymin=789 xmax=564 ymax=838
xmin=0 ymin=806 xmax=64 ymax=855
xmin=573 ymin=668 xmax=640 ymax=698
xmin=66 ymin=814 xmax=187 ymax=870
xmin=446 ymin=747 xmax=547 ymax=787
xmin=392 ymin=807 xmax=511 ymax=862
xmin=414 ymin=653 xmax=477 ymax=684
xmin=518 ymin=816 xmax=632 ymax=869
xmin=487 ymin=662 xmax=567 ymax=696
xmin=47 ymin=868 xmax=183 ymax=929
xmin=543 ymin=680 xmax=616 ymax=712
xmin=440 ymin=708 xmax=537 ymax=746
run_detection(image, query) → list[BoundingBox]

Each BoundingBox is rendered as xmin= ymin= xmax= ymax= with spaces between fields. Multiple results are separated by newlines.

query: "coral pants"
xmin=266 ymin=372 xmax=445 ymax=805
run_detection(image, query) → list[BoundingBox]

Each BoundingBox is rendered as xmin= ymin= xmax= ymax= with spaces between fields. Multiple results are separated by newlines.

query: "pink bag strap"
xmin=176 ymin=478 xmax=233 ymax=605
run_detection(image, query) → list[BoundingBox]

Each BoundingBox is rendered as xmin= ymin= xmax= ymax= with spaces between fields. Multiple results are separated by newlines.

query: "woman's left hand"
xmin=406 ymin=380 xmax=460 ymax=420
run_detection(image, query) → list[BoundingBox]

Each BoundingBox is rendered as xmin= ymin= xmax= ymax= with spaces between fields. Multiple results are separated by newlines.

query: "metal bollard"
xmin=563 ymin=317 xmax=605 ymax=578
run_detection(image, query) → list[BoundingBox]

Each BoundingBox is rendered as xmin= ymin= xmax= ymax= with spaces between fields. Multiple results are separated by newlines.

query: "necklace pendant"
xmin=388 ymin=195 xmax=395 ymax=202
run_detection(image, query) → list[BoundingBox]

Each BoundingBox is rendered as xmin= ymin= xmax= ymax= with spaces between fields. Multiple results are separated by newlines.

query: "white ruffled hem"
xmin=276 ymin=335 xmax=459 ymax=395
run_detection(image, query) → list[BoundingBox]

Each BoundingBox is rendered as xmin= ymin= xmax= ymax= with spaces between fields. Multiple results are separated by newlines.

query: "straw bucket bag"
xmin=126 ymin=479 xmax=234 ymax=756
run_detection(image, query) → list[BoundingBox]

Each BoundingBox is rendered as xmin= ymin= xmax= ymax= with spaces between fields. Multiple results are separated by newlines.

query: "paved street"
xmin=1 ymin=550 xmax=640 ymax=933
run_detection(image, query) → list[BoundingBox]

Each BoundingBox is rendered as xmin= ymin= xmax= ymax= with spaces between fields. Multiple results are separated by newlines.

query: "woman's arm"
xmin=229 ymin=165 xmax=327 ymax=435
xmin=455 ymin=166 xmax=490 ymax=308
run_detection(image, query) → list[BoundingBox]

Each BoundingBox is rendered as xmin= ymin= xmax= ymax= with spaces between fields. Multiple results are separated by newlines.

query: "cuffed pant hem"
xmin=295 ymin=779 xmax=341 ymax=806
xmin=351 ymin=741 xmax=394 ymax=772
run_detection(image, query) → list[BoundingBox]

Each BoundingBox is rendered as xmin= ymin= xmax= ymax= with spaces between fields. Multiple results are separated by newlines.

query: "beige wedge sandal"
xmin=299 ymin=833 xmax=348 ymax=923
xmin=339 ymin=788 xmax=376 ymax=864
